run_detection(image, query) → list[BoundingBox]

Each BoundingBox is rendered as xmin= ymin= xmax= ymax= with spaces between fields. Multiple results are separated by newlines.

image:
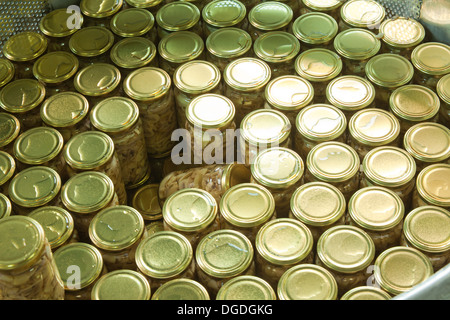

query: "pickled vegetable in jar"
xmin=437 ymin=74 xmax=450 ymax=127
xmin=340 ymin=286 xmax=391 ymax=300
xmin=131 ymin=183 xmax=162 ymax=222
xmin=91 ymin=269 xmax=151 ymax=300
xmin=202 ymin=0 xmax=248 ymax=37
xmin=300 ymin=0 xmax=344 ymax=20
xmin=338 ymin=0 xmax=386 ymax=32
xmin=110 ymin=8 xmax=157 ymax=43
xmin=80 ymin=0 xmax=123 ymax=28
xmin=412 ymin=164 xmax=450 ymax=210
xmin=216 ymin=275 xmax=276 ymax=300
xmin=123 ymin=0 xmax=164 ymax=14
xmin=0 ymin=59 xmax=15 ymax=88
xmin=151 ymin=278 xmax=210 ymax=300
xmin=0 ymin=151 xmax=15 ymax=196
xmin=0 ymin=112 xmax=20 ymax=155
xmin=291 ymin=12 xmax=338 ymax=51
xmin=156 ymin=1 xmax=202 ymax=39
xmin=0 ymin=193 xmax=12 ymax=219
xmin=250 ymin=147 xmax=304 ymax=218
xmin=247 ymin=2 xmax=293 ymax=41
xmin=255 ymin=218 xmax=314 ymax=290
xmin=90 ymin=97 xmax=150 ymax=188
xmin=0 ymin=216 xmax=65 ymax=300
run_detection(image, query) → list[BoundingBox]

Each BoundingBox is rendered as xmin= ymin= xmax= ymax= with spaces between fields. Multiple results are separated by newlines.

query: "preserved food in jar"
xmin=292 ymin=12 xmax=338 ymax=51
xmin=0 ymin=112 xmax=21 ymax=155
xmin=300 ymin=0 xmax=344 ymax=21
xmin=80 ymin=0 xmax=123 ymax=28
xmin=250 ymin=147 xmax=304 ymax=218
xmin=202 ymin=0 xmax=248 ymax=37
xmin=338 ymin=0 xmax=385 ymax=32
xmin=124 ymin=67 xmax=177 ymax=158
xmin=401 ymin=206 xmax=450 ymax=272
xmin=156 ymin=1 xmax=202 ymax=39
xmin=0 ymin=193 xmax=12 ymax=219
xmin=0 ymin=59 xmax=15 ymax=88
xmin=151 ymin=278 xmax=210 ymax=300
xmin=247 ymin=2 xmax=293 ymax=41
xmin=373 ymin=246 xmax=433 ymax=297
xmin=110 ymin=8 xmax=157 ymax=43
xmin=293 ymin=103 xmax=347 ymax=160
xmin=132 ymin=183 xmax=162 ymax=222
xmin=0 ymin=216 xmax=65 ymax=300
xmin=89 ymin=205 xmax=147 ymax=271
xmin=305 ymin=142 xmax=360 ymax=201
xmin=0 ymin=151 xmax=15 ymax=196
xmin=195 ymin=229 xmax=255 ymax=298
xmin=412 ymin=164 xmax=450 ymax=210
xmin=255 ymin=218 xmax=314 ymax=289
xmin=216 ymin=275 xmax=276 ymax=300
xmin=145 ymin=220 xmax=164 ymax=236
xmin=54 ymin=242 xmax=107 ymax=300
xmin=340 ymin=286 xmax=391 ymax=300
xmin=289 ymin=182 xmax=346 ymax=245
xmin=316 ymin=225 xmax=375 ymax=297
xmin=162 ymin=188 xmax=219 ymax=250
xmin=123 ymin=0 xmax=164 ymax=14
xmin=295 ymin=48 xmax=343 ymax=103
xmin=437 ymin=74 xmax=450 ymax=127
xmin=277 ymin=264 xmax=338 ymax=300
xmin=91 ymin=269 xmax=151 ymax=300
xmin=90 ymin=97 xmax=150 ymax=188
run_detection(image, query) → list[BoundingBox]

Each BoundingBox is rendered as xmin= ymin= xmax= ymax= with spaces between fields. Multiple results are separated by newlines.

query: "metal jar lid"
xmin=340 ymin=286 xmax=391 ymax=300
xmin=437 ymin=74 xmax=450 ymax=104
xmin=156 ymin=1 xmax=200 ymax=32
xmin=302 ymin=0 xmax=343 ymax=11
xmin=248 ymin=1 xmax=293 ymax=31
xmin=151 ymin=278 xmax=210 ymax=300
xmin=365 ymin=53 xmax=414 ymax=88
xmin=90 ymin=97 xmax=139 ymax=133
xmin=174 ymin=60 xmax=221 ymax=94
xmin=206 ymin=27 xmax=252 ymax=59
xmin=92 ymin=269 xmax=151 ymax=300
xmin=411 ymin=42 xmax=450 ymax=76
xmin=124 ymin=67 xmax=171 ymax=101
xmin=0 ymin=151 xmax=15 ymax=186
xmin=326 ymin=75 xmax=375 ymax=112
xmin=415 ymin=164 xmax=450 ymax=207
xmin=292 ymin=12 xmax=338 ymax=45
xmin=254 ymin=31 xmax=300 ymax=63
xmin=223 ymin=57 xmax=271 ymax=92
xmin=0 ymin=79 xmax=46 ymax=113
xmin=186 ymin=93 xmax=235 ymax=129
xmin=216 ymin=275 xmax=276 ymax=300
xmin=379 ymin=17 xmax=426 ymax=49
xmin=110 ymin=8 xmax=155 ymax=37
xmin=202 ymin=0 xmax=247 ymax=28
xmin=40 ymin=92 xmax=89 ymax=129
xmin=2 ymin=31 xmax=48 ymax=62
xmin=132 ymin=184 xmax=162 ymax=221
xmin=340 ymin=0 xmax=385 ymax=29
xmin=0 ymin=59 xmax=15 ymax=88
xmin=80 ymin=0 xmax=123 ymax=18
xmin=333 ymin=28 xmax=381 ymax=60
xmin=0 ymin=193 xmax=12 ymax=220
xmin=69 ymin=26 xmax=115 ymax=58
xmin=0 ymin=112 xmax=20 ymax=148
xmin=295 ymin=48 xmax=343 ymax=82
xmin=74 ymin=63 xmax=121 ymax=97
xmin=265 ymin=75 xmax=314 ymax=111
xmin=158 ymin=31 xmax=204 ymax=64
xmin=39 ymin=8 xmax=83 ymax=38
xmin=125 ymin=0 xmax=163 ymax=9
xmin=110 ymin=37 xmax=157 ymax=69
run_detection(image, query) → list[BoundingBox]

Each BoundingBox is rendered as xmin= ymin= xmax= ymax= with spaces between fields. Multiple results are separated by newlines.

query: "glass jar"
xmin=338 ymin=0 xmax=386 ymax=32
xmin=277 ymin=264 xmax=338 ymax=300
xmin=305 ymin=142 xmax=360 ymax=201
xmin=0 ymin=193 xmax=12 ymax=219
xmin=340 ymin=286 xmax=391 ymax=300
xmin=90 ymin=97 xmax=151 ymax=189
xmin=162 ymin=188 xmax=219 ymax=250
xmin=295 ymin=48 xmax=343 ymax=103
xmin=135 ymin=231 xmax=196 ymax=293
xmin=293 ymin=103 xmax=347 ymax=160
xmin=247 ymin=2 xmax=293 ymax=41
xmin=0 ymin=216 xmax=65 ymax=300
xmin=92 ymin=269 xmax=151 ymax=300
xmin=364 ymin=53 xmax=414 ymax=109
xmin=220 ymin=183 xmax=276 ymax=245
xmin=2 ymin=31 xmax=48 ymax=79
xmin=53 ymin=242 xmax=107 ymax=300
xmin=131 ymin=183 xmax=163 ymax=222
xmin=333 ymin=28 xmax=381 ymax=77
xmin=316 ymin=225 xmax=376 ymax=298
xmin=205 ymin=27 xmax=253 ymax=73
xmin=195 ymin=229 xmax=255 ymax=298
xmin=0 ymin=151 xmax=15 ymax=196
xmin=401 ymin=206 xmax=450 ymax=272
xmin=156 ymin=1 xmax=203 ymax=39
xmin=202 ymin=0 xmax=248 ymax=37
xmin=123 ymin=0 xmax=164 ymax=14
xmin=412 ymin=164 xmax=450 ymax=210
xmin=291 ymin=12 xmax=338 ymax=51
xmin=255 ymin=218 xmax=314 ymax=290
xmin=250 ymin=147 xmax=304 ymax=218
xmin=216 ymin=275 xmax=276 ymax=300
xmin=264 ymin=75 xmax=314 ymax=125
xmin=300 ymin=0 xmax=344 ymax=21
xmin=239 ymin=109 xmax=292 ymax=166
xmin=173 ymin=60 xmax=222 ymax=129
xmin=0 ymin=59 xmax=15 ymax=89
xmin=80 ymin=0 xmax=123 ymax=28
xmin=253 ymin=31 xmax=300 ymax=79
xmin=123 ymin=67 xmax=178 ymax=158
xmin=223 ymin=57 xmax=272 ymax=127
xmin=0 ymin=79 xmax=45 ymax=131
xmin=151 ymin=278 xmax=210 ymax=300
xmin=289 ymin=182 xmax=346 ymax=245
xmin=110 ymin=8 xmax=157 ymax=43
xmin=348 ymin=108 xmax=401 ymax=162
xmin=437 ymin=74 xmax=450 ymax=127
xmin=0 ymin=112 xmax=21 ymax=155
xmin=373 ymin=246 xmax=434 ymax=297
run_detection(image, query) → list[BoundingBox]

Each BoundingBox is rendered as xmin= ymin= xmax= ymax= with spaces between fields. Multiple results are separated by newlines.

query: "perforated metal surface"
xmin=375 ymin=0 xmax=422 ymax=19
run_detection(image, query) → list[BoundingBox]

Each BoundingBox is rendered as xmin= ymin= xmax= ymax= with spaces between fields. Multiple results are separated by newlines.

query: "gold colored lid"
xmin=33 ymin=51 xmax=79 ymax=84
xmin=203 ymin=0 xmax=247 ymax=27
xmin=0 ymin=151 xmax=15 ymax=186
xmin=135 ymin=231 xmax=193 ymax=279
xmin=334 ymin=28 xmax=380 ymax=60
xmin=90 ymin=97 xmax=139 ymax=133
xmin=379 ymin=17 xmax=425 ymax=48
xmin=89 ymin=205 xmax=145 ymax=251
xmin=69 ymin=26 xmax=115 ymax=57
xmin=416 ymin=164 xmax=450 ymax=207
xmin=174 ymin=60 xmax=221 ymax=94
xmin=349 ymin=186 xmax=404 ymax=231
xmin=92 ymin=269 xmax=151 ymax=300
xmin=248 ymin=1 xmax=293 ymax=31
xmin=216 ymin=275 xmax=277 ymax=300
xmin=251 ymin=147 xmax=304 ymax=189
xmin=40 ymin=8 xmax=83 ymax=38
xmin=186 ymin=93 xmax=235 ymax=129
xmin=254 ymin=31 xmax=300 ymax=63
xmin=80 ymin=0 xmax=123 ymax=18
xmin=54 ymin=242 xmax=104 ymax=290
xmin=265 ymin=75 xmax=314 ymax=111
xmin=302 ymin=0 xmax=343 ymax=11
xmin=349 ymin=108 xmax=400 ymax=146
xmin=277 ymin=264 xmax=338 ymax=300
xmin=365 ymin=53 xmax=414 ymax=88
xmin=125 ymin=0 xmax=163 ymax=9
xmin=0 ymin=79 xmax=46 ymax=113
xmin=206 ymin=27 xmax=252 ymax=59
xmin=363 ymin=146 xmax=417 ymax=187
xmin=340 ymin=286 xmax=391 ymax=300
xmin=2 ymin=32 xmax=47 ymax=62
xmin=9 ymin=166 xmax=61 ymax=208
xmin=151 ymin=278 xmax=210 ymax=300
xmin=220 ymin=183 xmax=275 ymax=228
xmin=28 ymin=206 xmax=74 ymax=250
xmin=292 ymin=12 xmax=338 ymax=45
xmin=340 ymin=0 xmax=385 ymax=29
xmin=223 ymin=57 xmax=271 ymax=92
xmin=132 ymin=184 xmax=162 ymax=221
xmin=290 ymin=182 xmax=346 ymax=227
xmin=162 ymin=188 xmax=218 ymax=232
xmin=295 ymin=48 xmax=342 ymax=82
xmin=40 ymin=92 xmax=89 ymax=128
xmin=124 ymin=67 xmax=171 ymax=101
xmin=240 ymin=109 xmax=291 ymax=146
xmin=110 ymin=37 xmax=157 ymax=69
xmin=374 ymin=246 xmax=433 ymax=295
xmin=0 ymin=59 xmax=15 ymax=88
xmin=61 ymin=171 xmax=115 ymax=214
xmin=390 ymin=85 xmax=440 ymax=122
xmin=0 ymin=216 xmax=45 ymax=270
xmin=110 ymin=8 xmax=154 ymax=37
xmin=295 ymin=103 xmax=347 ymax=142
xmin=404 ymin=122 xmax=450 ymax=163
xmin=156 ymin=1 xmax=200 ymax=31
xmin=14 ymin=127 xmax=64 ymax=165
xmin=411 ymin=42 xmax=450 ymax=76
xmin=196 ymin=229 xmax=253 ymax=278
xmin=74 ymin=63 xmax=121 ymax=97
xmin=326 ymin=75 xmax=375 ymax=112
xmin=0 ymin=193 xmax=12 ymax=220
xmin=317 ymin=225 xmax=375 ymax=273
xmin=307 ymin=142 xmax=360 ymax=183
xmin=437 ymin=74 xmax=450 ymax=104
xmin=158 ymin=31 xmax=204 ymax=64
xmin=0 ymin=112 xmax=20 ymax=148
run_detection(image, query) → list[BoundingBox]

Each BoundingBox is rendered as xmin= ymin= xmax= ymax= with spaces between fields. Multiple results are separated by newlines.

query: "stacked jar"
xmin=291 ymin=12 xmax=338 ymax=51
xmin=202 ymin=0 xmax=248 ymax=38
xmin=247 ymin=2 xmax=293 ymax=41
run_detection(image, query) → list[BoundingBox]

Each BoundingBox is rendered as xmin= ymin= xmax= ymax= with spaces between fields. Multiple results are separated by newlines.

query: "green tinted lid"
xmin=173 ymin=60 xmax=221 ymax=94
xmin=110 ymin=37 xmax=157 ymax=69
xmin=216 ymin=275 xmax=277 ymax=300
xmin=156 ymin=1 xmax=200 ymax=31
xmin=158 ymin=31 xmax=204 ymax=63
xmin=92 ymin=269 xmax=151 ymax=300
xmin=151 ymin=279 xmax=210 ymax=300
xmin=132 ymin=184 xmax=162 ymax=221
xmin=292 ymin=12 xmax=338 ymax=45
xmin=80 ymin=0 xmax=123 ymax=18
xmin=124 ymin=67 xmax=171 ymax=101
xmin=411 ymin=42 xmax=450 ymax=76
xmin=302 ymin=0 xmax=343 ymax=11
xmin=2 ymin=32 xmax=47 ymax=62
xmin=69 ymin=26 xmax=115 ymax=57
xmin=365 ymin=53 xmax=414 ymax=88
xmin=0 ymin=112 xmax=20 ymax=148
xmin=0 ymin=193 xmax=10 ymax=220
xmin=248 ymin=1 xmax=293 ymax=31
xmin=437 ymin=74 xmax=450 ymax=104
xmin=110 ymin=8 xmax=155 ymax=37
xmin=40 ymin=8 xmax=83 ymax=38
xmin=125 ymin=0 xmax=163 ymax=8
xmin=326 ymin=75 xmax=375 ymax=112
xmin=416 ymin=164 xmax=450 ymax=207
xmin=33 ymin=51 xmax=79 ymax=84
xmin=203 ymin=0 xmax=247 ymax=27
xmin=265 ymin=75 xmax=314 ymax=111
xmin=0 ymin=59 xmax=15 ymax=88
xmin=295 ymin=48 xmax=342 ymax=82
xmin=90 ymin=96 xmax=139 ymax=133
xmin=379 ymin=17 xmax=426 ymax=48
xmin=340 ymin=286 xmax=391 ymax=300
xmin=334 ymin=28 xmax=380 ymax=60
xmin=206 ymin=27 xmax=252 ymax=59
xmin=0 ymin=151 xmax=15 ymax=186
xmin=0 ymin=79 xmax=46 ymax=113
xmin=74 ymin=63 xmax=121 ymax=97
xmin=40 ymin=92 xmax=89 ymax=128
xmin=340 ymin=0 xmax=386 ymax=28
xmin=223 ymin=57 xmax=271 ymax=92
xmin=254 ymin=31 xmax=300 ymax=63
